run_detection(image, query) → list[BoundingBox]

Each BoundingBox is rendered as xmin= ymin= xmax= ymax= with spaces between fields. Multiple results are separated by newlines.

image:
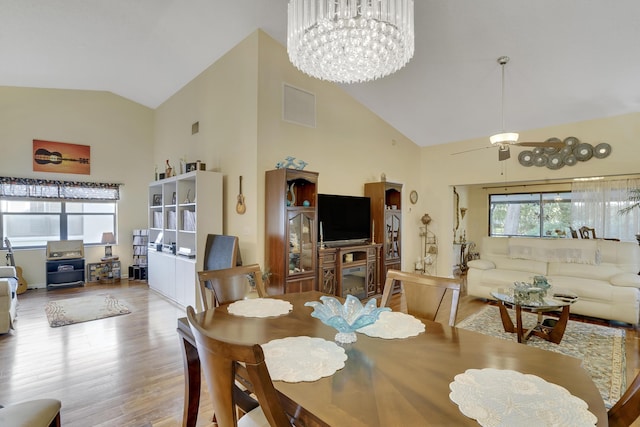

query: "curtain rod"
xmin=482 ymin=181 xmax=573 ymax=190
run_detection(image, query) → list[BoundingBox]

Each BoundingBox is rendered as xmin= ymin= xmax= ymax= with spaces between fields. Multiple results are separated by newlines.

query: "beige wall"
xmin=155 ymin=30 xmax=423 ymax=269
xmin=422 ymin=113 xmax=640 ymax=275
xmin=0 ymin=86 xmax=153 ymax=287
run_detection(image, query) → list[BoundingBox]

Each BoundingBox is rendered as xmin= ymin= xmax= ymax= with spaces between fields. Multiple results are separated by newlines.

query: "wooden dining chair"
xmin=198 ymin=264 xmax=267 ymax=310
xmin=608 ymin=370 xmax=640 ymax=427
xmin=579 ymin=226 xmax=597 ymax=239
xmin=186 ymin=306 xmax=292 ymax=427
xmin=380 ymin=269 xmax=462 ymax=326
xmin=569 ymin=227 xmax=578 ymax=238
xmin=203 ymin=234 xmax=241 ymax=271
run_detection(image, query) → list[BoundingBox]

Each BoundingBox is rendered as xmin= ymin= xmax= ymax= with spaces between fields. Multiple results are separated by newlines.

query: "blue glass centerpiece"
xmin=305 ymin=295 xmax=391 ymax=343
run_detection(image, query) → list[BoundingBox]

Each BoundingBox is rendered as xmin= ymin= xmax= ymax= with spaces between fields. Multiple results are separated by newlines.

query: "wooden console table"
xmin=318 ymin=243 xmax=381 ymax=298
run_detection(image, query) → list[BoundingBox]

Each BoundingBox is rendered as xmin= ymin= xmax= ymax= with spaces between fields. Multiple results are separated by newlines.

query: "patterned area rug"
xmin=456 ymin=305 xmax=626 ymax=408
xmin=45 ymin=294 xmax=131 ymax=328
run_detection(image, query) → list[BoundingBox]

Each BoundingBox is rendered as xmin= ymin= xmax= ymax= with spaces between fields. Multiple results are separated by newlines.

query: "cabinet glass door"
xmin=288 ymin=211 xmax=314 ymax=275
xmin=385 ymin=212 xmax=401 ymax=260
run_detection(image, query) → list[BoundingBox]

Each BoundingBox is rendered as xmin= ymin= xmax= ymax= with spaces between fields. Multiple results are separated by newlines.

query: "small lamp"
xmin=101 ymin=232 xmax=116 ymax=259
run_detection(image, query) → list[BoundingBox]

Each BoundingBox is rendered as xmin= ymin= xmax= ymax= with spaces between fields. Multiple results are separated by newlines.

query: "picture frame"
xmin=152 ymin=194 xmax=162 ymax=206
xmin=186 ymin=162 xmax=206 ymax=172
xmin=159 ymin=173 xmax=166 ymax=180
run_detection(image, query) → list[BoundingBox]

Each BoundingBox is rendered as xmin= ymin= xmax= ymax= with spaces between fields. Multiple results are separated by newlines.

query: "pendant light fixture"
xmin=287 ymin=0 xmax=415 ymax=84
xmin=490 ymin=56 xmax=519 ymax=146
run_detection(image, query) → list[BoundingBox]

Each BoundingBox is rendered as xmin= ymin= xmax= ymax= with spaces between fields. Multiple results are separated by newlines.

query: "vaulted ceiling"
xmin=2 ymin=1 xmax=639 ymax=147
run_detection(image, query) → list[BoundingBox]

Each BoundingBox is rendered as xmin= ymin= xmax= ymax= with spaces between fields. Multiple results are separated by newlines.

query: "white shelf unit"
xmin=147 ymin=170 xmax=222 ymax=309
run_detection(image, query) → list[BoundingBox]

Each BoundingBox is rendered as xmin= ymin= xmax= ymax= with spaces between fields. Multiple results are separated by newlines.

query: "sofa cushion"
xmin=508 ymin=237 xmax=600 ymax=264
xmin=610 ymin=273 xmax=640 ymax=288
xmin=467 ymin=259 xmax=495 ymax=270
xmin=548 ymin=262 xmax=623 ymax=282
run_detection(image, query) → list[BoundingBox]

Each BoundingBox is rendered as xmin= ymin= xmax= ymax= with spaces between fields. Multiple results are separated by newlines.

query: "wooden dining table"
xmin=177 ymin=291 xmax=607 ymax=426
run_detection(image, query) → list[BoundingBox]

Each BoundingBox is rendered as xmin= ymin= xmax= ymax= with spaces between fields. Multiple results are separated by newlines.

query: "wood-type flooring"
xmin=0 ymin=280 xmax=638 ymax=426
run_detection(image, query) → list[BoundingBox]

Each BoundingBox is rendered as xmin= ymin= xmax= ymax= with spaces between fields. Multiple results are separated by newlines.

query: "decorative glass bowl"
xmin=305 ymin=295 xmax=390 ymax=344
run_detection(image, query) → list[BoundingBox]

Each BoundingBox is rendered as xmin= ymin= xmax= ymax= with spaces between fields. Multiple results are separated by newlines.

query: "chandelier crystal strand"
xmin=287 ymin=0 xmax=415 ymax=83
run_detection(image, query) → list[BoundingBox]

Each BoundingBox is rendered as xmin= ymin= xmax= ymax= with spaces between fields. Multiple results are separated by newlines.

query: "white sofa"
xmin=467 ymin=237 xmax=640 ymax=325
xmin=0 ymin=266 xmax=18 ymax=334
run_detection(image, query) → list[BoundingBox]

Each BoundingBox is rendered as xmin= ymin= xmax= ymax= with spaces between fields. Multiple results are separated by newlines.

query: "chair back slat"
xmin=608 ymin=370 xmax=640 ymax=427
xmin=186 ymin=306 xmax=291 ymax=427
xmin=198 ymin=264 xmax=266 ymax=310
xmin=380 ymin=269 xmax=461 ymax=326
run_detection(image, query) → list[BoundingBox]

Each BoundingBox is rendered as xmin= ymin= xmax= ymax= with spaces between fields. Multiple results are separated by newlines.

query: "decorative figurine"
xmin=276 ymin=156 xmax=308 ymax=170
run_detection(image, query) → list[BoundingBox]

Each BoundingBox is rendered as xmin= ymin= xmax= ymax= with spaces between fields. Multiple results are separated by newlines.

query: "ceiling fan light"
xmin=490 ymin=132 xmax=519 ymax=145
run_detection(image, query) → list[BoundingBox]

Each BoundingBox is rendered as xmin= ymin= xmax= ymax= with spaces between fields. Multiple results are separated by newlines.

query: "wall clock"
xmin=410 ymin=190 xmax=418 ymax=204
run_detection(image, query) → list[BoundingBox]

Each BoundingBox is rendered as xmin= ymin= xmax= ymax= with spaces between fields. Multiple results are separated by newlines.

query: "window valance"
xmin=0 ymin=177 xmax=121 ymax=200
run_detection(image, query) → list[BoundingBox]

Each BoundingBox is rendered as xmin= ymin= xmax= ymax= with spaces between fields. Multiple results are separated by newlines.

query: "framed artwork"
xmin=152 ymin=194 xmax=162 ymax=206
xmin=33 ymin=140 xmax=91 ymax=175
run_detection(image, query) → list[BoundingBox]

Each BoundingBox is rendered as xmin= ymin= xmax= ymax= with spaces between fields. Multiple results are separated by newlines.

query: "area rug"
xmin=456 ymin=305 xmax=626 ymax=408
xmin=45 ymin=294 xmax=131 ymax=327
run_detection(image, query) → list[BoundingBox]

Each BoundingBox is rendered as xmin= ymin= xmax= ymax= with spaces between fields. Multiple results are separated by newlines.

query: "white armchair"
xmin=0 ymin=266 xmax=18 ymax=334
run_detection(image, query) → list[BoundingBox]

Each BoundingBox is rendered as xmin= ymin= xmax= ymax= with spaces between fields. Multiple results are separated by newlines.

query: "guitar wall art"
xmin=33 ymin=140 xmax=91 ymax=175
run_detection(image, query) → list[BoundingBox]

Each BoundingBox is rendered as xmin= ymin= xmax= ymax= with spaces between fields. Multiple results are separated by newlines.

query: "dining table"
xmin=177 ymin=291 xmax=607 ymax=426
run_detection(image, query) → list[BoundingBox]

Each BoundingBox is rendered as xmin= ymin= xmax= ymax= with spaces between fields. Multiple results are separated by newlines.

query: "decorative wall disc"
xmin=533 ymin=155 xmax=548 ymax=167
xmin=593 ymin=142 xmax=612 ymax=158
xmin=574 ymin=143 xmax=593 ymax=161
xmin=518 ymin=150 xmax=534 ymax=166
xmin=516 ymin=137 xmax=610 ymax=170
xmin=547 ymin=153 xmax=565 ymax=169
xmin=563 ymin=136 xmax=580 ymax=146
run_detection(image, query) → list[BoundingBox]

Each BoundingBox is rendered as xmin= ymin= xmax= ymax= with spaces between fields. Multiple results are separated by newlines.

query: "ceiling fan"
xmin=452 ymin=56 xmax=564 ymax=161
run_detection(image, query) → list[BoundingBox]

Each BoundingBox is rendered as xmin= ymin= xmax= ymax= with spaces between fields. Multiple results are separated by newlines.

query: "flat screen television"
xmin=318 ymin=194 xmax=371 ymax=246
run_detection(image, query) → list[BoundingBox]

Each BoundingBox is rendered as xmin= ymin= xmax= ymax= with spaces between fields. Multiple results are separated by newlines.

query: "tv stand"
xmin=318 ymin=243 xmax=382 ymax=299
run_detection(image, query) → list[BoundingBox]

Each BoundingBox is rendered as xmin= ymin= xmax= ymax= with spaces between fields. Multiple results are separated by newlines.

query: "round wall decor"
xmin=516 ymin=136 xmax=611 ymax=170
xmin=409 ymin=190 xmax=418 ymax=204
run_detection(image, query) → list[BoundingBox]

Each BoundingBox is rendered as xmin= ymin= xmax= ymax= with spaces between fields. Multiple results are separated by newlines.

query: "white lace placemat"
xmin=227 ymin=298 xmax=293 ymax=318
xmin=357 ymin=311 xmax=425 ymax=339
xmin=262 ymin=336 xmax=347 ymax=383
xmin=449 ymin=368 xmax=597 ymax=426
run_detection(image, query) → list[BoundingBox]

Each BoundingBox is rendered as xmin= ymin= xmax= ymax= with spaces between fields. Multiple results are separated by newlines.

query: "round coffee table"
xmin=490 ymin=287 xmax=578 ymax=344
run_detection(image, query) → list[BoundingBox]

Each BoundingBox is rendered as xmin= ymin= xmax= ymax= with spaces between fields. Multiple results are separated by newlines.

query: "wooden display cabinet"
xmin=365 ymin=181 xmax=402 ymax=292
xmin=265 ymin=168 xmax=318 ymax=295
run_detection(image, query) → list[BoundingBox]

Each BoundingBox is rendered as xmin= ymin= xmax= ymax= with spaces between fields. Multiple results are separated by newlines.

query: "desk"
xmin=177 ymin=291 xmax=606 ymax=426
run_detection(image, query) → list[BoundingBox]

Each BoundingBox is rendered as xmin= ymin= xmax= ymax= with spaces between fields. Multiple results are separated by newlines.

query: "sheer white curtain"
xmin=571 ymin=178 xmax=640 ymax=241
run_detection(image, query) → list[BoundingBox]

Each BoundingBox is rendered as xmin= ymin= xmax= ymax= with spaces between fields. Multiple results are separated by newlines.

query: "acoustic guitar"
xmin=236 ymin=175 xmax=246 ymax=214
xmin=34 ymin=148 xmax=90 ymax=165
xmin=4 ymin=238 xmax=27 ymax=294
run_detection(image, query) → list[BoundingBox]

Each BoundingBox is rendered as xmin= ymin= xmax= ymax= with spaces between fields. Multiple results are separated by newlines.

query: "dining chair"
xmin=380 ymin=269 xmax=461 ymax=326
xmin=198 ymin=264 xmax=267 ymax=310
xmin=579 ymin=226 xmax=597 ymax=239
xmin=0 ymin=398 xmax=61 ymax=426
xmin=608 ymin=370 xmax=640 ymax=427
xmin=569 ymin=227 xmax=578 ymax=238
xmin=203 ymin=234 xmax=242 ymax=271
xmin=186 ymin=306 xmax=292 ymax=427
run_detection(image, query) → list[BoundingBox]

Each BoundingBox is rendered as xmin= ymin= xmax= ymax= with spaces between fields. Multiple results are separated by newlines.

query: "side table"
xmin=87 ymin=260 xmax=121 ymax=284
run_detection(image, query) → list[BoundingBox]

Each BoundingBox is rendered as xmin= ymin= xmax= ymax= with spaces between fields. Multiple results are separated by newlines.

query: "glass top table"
xmin=490 ymin=286 xmax=578 ymax=344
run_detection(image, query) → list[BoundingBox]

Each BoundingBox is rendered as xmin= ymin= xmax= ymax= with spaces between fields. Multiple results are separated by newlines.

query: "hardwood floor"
xmin=1 ymin=281 xmax=638 ymax=426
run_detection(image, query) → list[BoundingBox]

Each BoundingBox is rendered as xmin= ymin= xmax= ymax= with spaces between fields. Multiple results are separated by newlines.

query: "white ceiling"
xmin=2 ymin=1 xmax=640 ymax=147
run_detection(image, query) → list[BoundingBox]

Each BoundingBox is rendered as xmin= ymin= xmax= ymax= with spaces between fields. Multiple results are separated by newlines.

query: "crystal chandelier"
xmin=287 ymin=0 xmax=415 ymax=84
xmin=490 ymin=56 xmax=519 ymax=145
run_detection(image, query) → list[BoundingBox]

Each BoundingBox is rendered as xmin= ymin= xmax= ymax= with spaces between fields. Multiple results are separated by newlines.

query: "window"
xmin=0 ymin=176 xmax=120 ymax=249
xmin=1 ymin=200 xmax=117 ymax=248
xmin=490 ymin=192 xmax=572 ymax=238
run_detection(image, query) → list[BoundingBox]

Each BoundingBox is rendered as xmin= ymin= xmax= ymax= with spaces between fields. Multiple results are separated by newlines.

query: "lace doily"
xmin=449 ymin=368 xmax=597 ymax=426
xmin=262 ymin=336 xmax=347 ymax=382
xmin=227 ymin=298 xmax=292 ymax=318
xmin=357 ymin=311 xmax=425 ymax=339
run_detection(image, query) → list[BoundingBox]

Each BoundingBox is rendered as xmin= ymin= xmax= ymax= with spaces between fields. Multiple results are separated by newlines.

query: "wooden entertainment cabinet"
xmin=318 ymin=243 xmax=382 ymax=299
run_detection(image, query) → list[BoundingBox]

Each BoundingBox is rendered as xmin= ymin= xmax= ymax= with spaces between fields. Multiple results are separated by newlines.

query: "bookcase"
xmin=147 ymin=170 xmax=222 ymax=308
